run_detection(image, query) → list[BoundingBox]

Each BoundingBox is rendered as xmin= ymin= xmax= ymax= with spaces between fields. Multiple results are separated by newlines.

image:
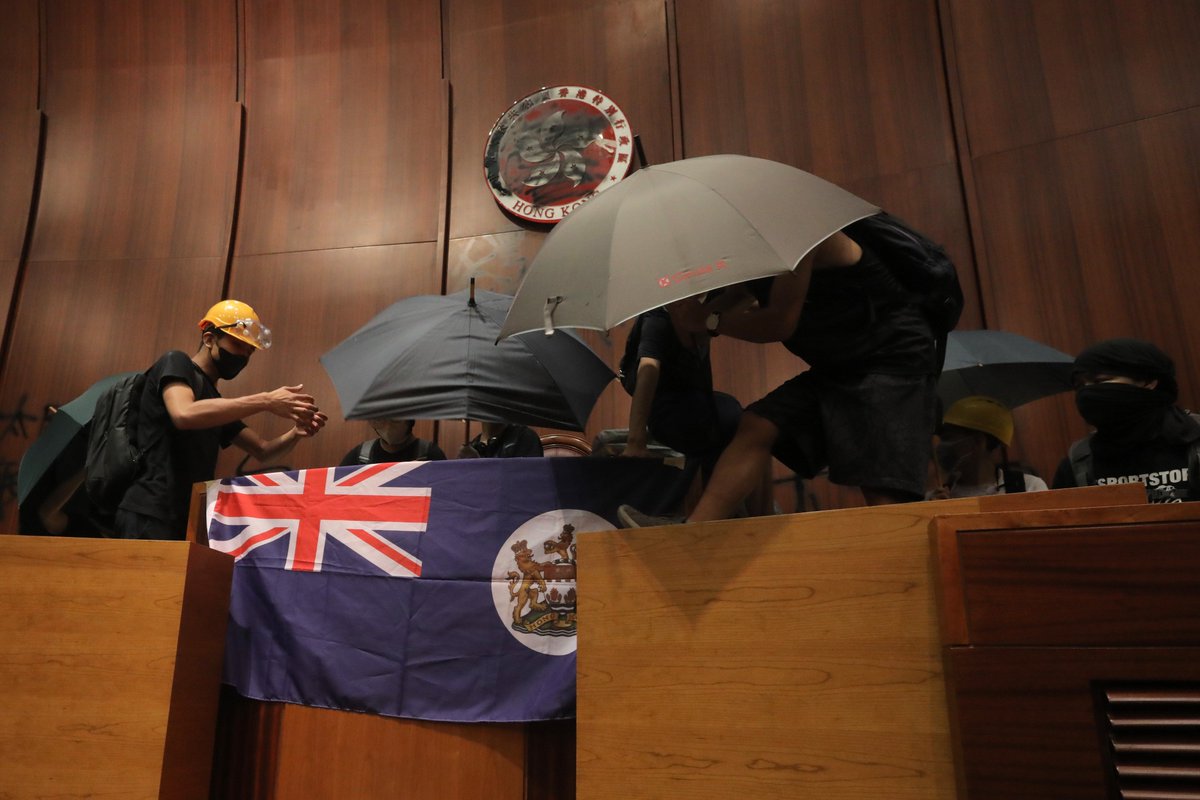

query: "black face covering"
xmin=213 ymin=345 xmax=250 ymax=380
xmin=1075 ymin=382 xmax=1171 ymax=444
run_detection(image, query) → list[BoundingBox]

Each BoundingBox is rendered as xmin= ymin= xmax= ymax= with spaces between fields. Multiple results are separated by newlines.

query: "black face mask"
xmin=1075 ymin=382 xmax=1170 ymax=441
xmin=213 ymin=345 xmax=250 ymax=380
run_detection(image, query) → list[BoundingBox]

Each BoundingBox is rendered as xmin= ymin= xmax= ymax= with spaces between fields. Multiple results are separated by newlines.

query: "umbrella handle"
xmin=543 ymin=296 xmax=563 ymax=336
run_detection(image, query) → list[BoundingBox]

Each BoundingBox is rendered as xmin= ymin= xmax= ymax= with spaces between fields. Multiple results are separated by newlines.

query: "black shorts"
xmin=747 ymin=370 xmax=938 ymax=499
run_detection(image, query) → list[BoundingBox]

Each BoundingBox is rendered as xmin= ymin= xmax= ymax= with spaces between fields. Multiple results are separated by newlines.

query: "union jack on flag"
xmin=206 ymin=462 xmax=432 ymax=577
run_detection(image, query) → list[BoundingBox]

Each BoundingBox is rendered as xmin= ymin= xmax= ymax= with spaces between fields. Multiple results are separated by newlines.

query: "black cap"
xmin=1073 ymin=338 xmax=1177 ymax=400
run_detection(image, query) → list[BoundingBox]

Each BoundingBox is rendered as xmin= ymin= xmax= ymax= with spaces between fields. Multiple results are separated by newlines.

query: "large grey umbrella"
xmin=939 ymin=330 xmax=1074 ymax=409
xmin=320 ymin=287 xmax=614 ymax=431
xmin=18 ymin=371 xmax=138 ymax=505
xmin=498 ymin=154 xmax=879 ymax=338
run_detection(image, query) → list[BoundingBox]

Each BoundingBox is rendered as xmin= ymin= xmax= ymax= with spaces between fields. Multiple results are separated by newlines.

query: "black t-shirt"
xmin=119 ymin=351 xmax=245 ymax=532
xmin=783 ymin=243 xmax=936 ymax=375
xmin=338 ymin=437 xmax=447 ymax=466
xmin=1052 ymin=434 xmax=1197 ymax=503
xmin=630 ymin=308 xmax=712 ymax=394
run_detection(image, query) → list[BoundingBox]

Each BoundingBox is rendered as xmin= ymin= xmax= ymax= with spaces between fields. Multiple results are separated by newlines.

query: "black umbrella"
xmin=939 ymin=330 xmax=1074 ymax=409
xmin=320 ymin=286 xmax=614 ymax=431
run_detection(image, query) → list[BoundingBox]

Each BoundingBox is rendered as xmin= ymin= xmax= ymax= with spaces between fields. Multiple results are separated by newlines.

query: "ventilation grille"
xmin=1103 ymin=685 xmax=1200 ymax=799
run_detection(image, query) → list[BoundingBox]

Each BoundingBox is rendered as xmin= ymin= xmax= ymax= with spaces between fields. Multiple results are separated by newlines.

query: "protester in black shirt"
xmin=339 ymin=418 xmax=446 ymax=466
xmin=620 ymin=229 xmax=939 ymax=527
xmin=621 ymin=304 xmax=742 ymax=481
xmin=115 ymin=300 xmax=328 ymax=539
xmin=1051 ymin=338 xmax=1199 ymax=503
xmin=457 ymin=421 xmax=544 ymax=458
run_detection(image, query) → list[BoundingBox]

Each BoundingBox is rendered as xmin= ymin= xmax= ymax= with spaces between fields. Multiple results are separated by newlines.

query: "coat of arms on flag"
xmin=205 ymin=457 xmax=687 ymax=723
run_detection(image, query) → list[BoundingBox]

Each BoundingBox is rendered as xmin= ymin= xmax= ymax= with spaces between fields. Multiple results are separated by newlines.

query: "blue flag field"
xmin=205 ymin=457 xmax=684 ymax=722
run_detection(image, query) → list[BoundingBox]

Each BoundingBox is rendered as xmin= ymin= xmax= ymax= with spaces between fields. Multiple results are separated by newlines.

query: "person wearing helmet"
xmin=929 ymin=395 xmax=1047 ymax=499
xmin=114 ymin=300 xmax=328 ymax=539
xmin=1051 ymin=338 xmax=1199 ymax=502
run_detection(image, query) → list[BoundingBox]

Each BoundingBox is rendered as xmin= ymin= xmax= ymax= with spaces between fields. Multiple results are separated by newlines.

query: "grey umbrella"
xmin=498 ymin=154 xmax=879 ymax=338
xmin=320 ymin=286 xmax=614 ymax=431
xmin=939 ymin=330 xmax=1074 ymax=409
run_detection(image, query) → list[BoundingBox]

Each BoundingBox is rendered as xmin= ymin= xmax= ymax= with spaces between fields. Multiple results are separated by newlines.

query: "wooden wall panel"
xmin=972 ymin=107 xmax=1200 ymax=480
xmin=31 ymin=0 xmax=239 ymax=261
xmin=221 ymin=243 xmax=441 ymax=476
xmin=443 ymin=0 xmax=675 ymax=239
xmin=677 ymin=0 xmax=955 ymax=182
xmin=0 ymin=1 xmax=43 ymax=352
xmin=236 ymin=0 xmax=445 ymax=256
xmin=0 ymin=0 xmax=39 ymax=261
xmin=948 ymin=0 xmax=1200 ymax=158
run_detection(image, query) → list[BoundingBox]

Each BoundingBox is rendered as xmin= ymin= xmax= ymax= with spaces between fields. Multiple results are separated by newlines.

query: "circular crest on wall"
xmin=483 ymin=85 xmax=635 ymax=224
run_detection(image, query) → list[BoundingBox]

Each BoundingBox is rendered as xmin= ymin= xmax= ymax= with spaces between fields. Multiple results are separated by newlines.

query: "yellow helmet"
xmin=198 ymin=300 xmax=272 ymax=350
xmin=942 ymin=395 xmax=1013 ymax=446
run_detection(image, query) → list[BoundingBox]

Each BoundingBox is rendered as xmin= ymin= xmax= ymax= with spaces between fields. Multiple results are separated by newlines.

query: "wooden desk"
xmin=0 ymin=536 xmax=231 ymax=799
xmin=574 ymin=485 xmax=1144 ymax=800
xmin=934 ymin=502 xmax=1200 ymax=799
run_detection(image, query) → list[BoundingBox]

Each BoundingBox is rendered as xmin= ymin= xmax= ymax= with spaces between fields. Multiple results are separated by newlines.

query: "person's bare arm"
xmin=675 ymin=232 xmax=862 ymax=343
xmin=162 ymin=382 xmax=319 ymax=431
xmin=232 ymin=410 xmax=328 ymax=462
xmin=622 ymin=357 xmax=661 ymax=458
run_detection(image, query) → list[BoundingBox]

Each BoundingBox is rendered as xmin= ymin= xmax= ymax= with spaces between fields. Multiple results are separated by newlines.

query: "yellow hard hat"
xmin=942 ymin=395 xmax=1013 ymax=446
xmin=198 ymin=300 xmax=272 ymax=350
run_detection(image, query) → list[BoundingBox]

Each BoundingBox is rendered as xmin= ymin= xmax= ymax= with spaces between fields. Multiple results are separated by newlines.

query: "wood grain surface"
xmin=0 ymin=537 xmax=232 ymax=799
xmin=575 ymin=486 xmax=1140 ymax=799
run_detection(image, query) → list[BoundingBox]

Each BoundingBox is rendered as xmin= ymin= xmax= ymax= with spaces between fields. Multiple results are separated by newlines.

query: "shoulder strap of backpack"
xmin=1068 ymin=435 xmax=1094 ymax=487
xmin=416 ymin=439 xmax=430 ymax=460
xmin=357 ymin=440 xmax=373 ymax=464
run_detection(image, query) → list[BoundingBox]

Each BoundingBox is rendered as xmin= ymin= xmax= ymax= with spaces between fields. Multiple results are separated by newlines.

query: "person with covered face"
xmin=1051 ymin=338 xmax=1200 ymax=503
xmin=115 ymin=300 xmax=328 ymax=540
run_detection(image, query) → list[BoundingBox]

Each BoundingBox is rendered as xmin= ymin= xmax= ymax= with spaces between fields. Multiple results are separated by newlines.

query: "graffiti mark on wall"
xmin=0 ymin=395 xmax=41 ymax=517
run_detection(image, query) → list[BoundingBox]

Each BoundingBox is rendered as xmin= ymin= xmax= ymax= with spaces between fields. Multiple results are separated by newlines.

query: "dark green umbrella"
xmin=18 ymin=372 xmax=138 ymax=505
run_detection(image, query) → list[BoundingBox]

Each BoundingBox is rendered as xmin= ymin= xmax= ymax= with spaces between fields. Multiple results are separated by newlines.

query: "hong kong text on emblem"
xmin=483 ymin=85 xmax=635 ymax=223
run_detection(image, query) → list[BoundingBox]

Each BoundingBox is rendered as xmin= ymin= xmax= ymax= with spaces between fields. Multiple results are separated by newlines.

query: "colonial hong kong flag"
xmin=206 ymin=457 xmax=687 ymax=723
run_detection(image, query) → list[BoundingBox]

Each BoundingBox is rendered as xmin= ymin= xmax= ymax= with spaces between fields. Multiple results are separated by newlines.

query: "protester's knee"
xmin=735 ymin=412 xmax=781 ymax=449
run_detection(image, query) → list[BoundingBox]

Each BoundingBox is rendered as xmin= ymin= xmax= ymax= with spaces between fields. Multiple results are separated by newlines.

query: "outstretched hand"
xmin=266 ymin=384 xmax=319 ymax=423
xmin=292 ymin=410 xmax=328 ymax=438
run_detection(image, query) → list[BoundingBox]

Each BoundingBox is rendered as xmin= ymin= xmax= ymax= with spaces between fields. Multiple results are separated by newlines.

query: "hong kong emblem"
xmin=483 ymin=85 xmax=635 ymax=223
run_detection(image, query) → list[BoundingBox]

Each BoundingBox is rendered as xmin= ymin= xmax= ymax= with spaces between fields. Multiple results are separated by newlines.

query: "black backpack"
xmin=844 ymin=211 xmax=965 ymax=369
xmin=85 ymin=372 xmax=151 ymax=518
xmin=357 ymin=438 xmax=432 ymax=463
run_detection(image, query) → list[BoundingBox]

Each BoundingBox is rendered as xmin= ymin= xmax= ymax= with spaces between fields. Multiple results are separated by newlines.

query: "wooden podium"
xmin=0 ymin=536 xmax=232 ymax=799
xmin=573 ymin=484 xmax=1145 ymax=800
xmin=188 ymin=482 xmax=574 ymax=800
xmin=934 ymin=502 xmax=1200 ymax=799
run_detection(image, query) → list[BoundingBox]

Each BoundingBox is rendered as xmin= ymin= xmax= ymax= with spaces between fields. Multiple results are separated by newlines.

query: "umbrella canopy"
xmin=320 ymin=288 xmax=615 ymax=431
xmin=18 ymin=371 xmax=138 ymax=505
xmin=498 ymin=154 xmax=879 ymax=338
xmin=939 ymin=330 xmax=1074 ymax=409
